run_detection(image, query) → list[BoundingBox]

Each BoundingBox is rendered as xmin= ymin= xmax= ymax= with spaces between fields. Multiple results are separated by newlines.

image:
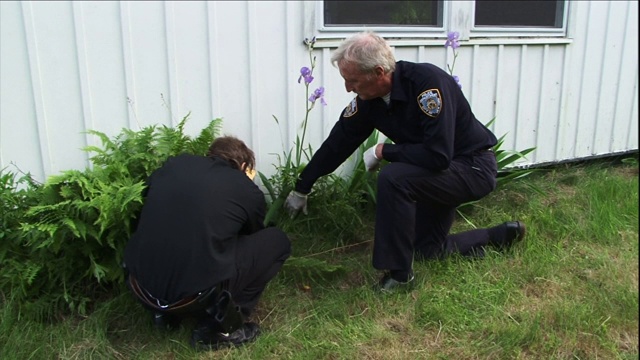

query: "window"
xmin=311 ymin=1 xmax=568 ymax=43
xmin=323 ymin=1 xmax=443 ymax=28
xmin=474 ymin=0 xmax=565 ymax=28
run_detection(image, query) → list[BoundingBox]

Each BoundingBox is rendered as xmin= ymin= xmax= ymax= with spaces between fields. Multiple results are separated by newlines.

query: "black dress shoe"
xmin=190 ymin=322 xmax=260 ymax=351
xmin=503 ymin=221 xmax=526 ymax=247
xmin=374 ymin=272 xmax=415 ymax=293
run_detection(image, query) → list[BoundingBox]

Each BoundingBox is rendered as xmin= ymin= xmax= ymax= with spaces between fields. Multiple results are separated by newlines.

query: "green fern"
xmin=4 ymin=115 xmax=222 ymax=320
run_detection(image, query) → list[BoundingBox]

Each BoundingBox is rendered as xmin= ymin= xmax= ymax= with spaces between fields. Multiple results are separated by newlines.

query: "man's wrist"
xmin=375 ymin=143 xmax=384 ymax=159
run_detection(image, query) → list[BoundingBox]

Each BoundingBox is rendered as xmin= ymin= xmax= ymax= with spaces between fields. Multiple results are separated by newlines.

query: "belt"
xmin=128 ymin=274 xmax=218 ymax=313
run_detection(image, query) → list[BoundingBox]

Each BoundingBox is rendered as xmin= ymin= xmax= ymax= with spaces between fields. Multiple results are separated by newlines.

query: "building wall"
xmin=1 ymin=1 xmax=638 ymax=183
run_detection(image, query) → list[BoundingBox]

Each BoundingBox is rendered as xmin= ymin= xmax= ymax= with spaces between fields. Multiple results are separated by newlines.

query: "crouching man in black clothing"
xmin=124 ymin=136 xmax=291 ymax=350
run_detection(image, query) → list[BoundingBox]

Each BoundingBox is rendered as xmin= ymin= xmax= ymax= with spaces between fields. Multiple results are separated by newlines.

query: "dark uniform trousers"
xmin=373 ymin=150 xmax=498 ymax=271
xmin=229 ymin=227 xmax=291 ymax=316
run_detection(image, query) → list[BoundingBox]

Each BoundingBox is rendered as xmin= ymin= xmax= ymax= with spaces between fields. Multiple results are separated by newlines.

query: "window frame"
xmin=470 ymin=0 xmax=569 ymax=38
xmin=307 ymin=1 xmax=570 ymax=47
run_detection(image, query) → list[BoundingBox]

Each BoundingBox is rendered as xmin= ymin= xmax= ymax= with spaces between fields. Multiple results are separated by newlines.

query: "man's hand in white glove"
xmin=364 ymin=144 xmax=382 ymax=172
xmin=284 ymin=190 xmax=308 ymax=217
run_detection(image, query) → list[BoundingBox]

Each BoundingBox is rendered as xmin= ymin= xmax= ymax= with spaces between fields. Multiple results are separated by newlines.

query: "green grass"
xmin=1 ymin=158 xmax=638 ymax=359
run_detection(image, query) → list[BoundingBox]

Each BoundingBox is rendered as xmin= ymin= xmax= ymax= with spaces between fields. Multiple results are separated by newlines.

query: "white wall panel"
xmin=163 ymin=1 xmax=212 ymax=134
xmin=1 ymin=1 xmax=638 ymax=184
xmin=123 ymin=1 xmax=172 ymax=128
xmin=72 ymin=2 xmax=130 ymax=141
xmin=493 ymin=46 xmax=522 ymax=152
xmin=0 ymin=1 xmax=43 ymax=180
xmin=209 ymin=1 xmax=251 ymax=144
xmin=576 ymin=1 xmax=609 ymax=157
xmin=22 ymin=1 xmax=89 ymax=174
xmin=612 ymin=1 xmax=639 ymax=153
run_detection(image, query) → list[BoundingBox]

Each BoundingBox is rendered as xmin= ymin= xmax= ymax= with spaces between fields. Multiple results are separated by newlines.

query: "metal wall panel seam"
xmin=321 ymin=47 xmax=331 ymax=140
xmin=572 ymin=1 xmax=592 ymax=159
xmin=627 ymin=2 xmax=640 ymax=150
xmin=534 ymin=45 xmax=550 ymax=164
xmin=609 ymin=0 xmax=632 ymax=153
xmin=285 ymin=1 xmax=295 ymax=155
xmin=444 ymin=42 xmax=451 ymax=78
xmin=555 ymin=45 xmax=570 ymax=161
xmin=515 ymin=45 xmax=527 ymax=150
xmin=492 ymin=44 xmax=503 ymax=134
xmin=206 ymin=2 xmax=221 ymax=123
xmin=119 ymin=2 xmax=137 ymax=129
xmin=417 ymin=45 xmax=426 ymax=63
xmin=20 ymin=1 xmax=50 ymax=177
xmin=247 ymin=1 xmax=259 ymax=161
xmin=626 ymin=69 xmax=639 ymax=149
xmin=591 ymin=2 xmax=612 ymax=155
xmin=469 ymin=44 xmax=479 ymax=111
xmin=164 ymin=1 xmax=178 ymax=128
xmin=71 ymin=2 xmax=93 ymax=167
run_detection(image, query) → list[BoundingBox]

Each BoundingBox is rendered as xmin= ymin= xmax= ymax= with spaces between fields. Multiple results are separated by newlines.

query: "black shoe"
xmin=152 ymin=312 xmax=181 ymax=331
xmin=190 ymin=322 xmax=260 ymax=351
xmin=504 ymin=221 xmax=526 ymax=246
xmin=489 ymin=221 xmax=526 ymax=249
xmin=374 ymin=272 xmax=415 ymax=293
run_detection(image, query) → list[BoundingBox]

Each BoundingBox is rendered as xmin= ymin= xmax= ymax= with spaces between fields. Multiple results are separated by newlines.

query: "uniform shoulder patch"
xmin=343 ymin=97 xmax=358 ymax=118
xmin=417 ymin=89 xmax=442 ymax=118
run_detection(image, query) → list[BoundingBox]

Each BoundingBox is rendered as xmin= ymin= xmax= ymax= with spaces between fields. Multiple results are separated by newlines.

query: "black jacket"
xmin=295 ymin=60 xmax=497 ymax=194
xmin=124 ymin=154 xmax=265 ymax=303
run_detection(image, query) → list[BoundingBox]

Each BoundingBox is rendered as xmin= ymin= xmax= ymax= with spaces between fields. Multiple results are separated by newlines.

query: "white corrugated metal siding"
xmin=1 ymin=1 xmax=637 ymax=183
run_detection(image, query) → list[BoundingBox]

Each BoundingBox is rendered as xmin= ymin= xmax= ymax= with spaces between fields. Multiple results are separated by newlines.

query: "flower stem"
xmin=297 ymin=49 xmax=315 ymax=169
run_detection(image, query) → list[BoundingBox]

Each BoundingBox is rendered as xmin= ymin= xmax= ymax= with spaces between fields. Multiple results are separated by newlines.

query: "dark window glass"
xmin=324 ymin=1 xmax=443 ymax=27
xmin=475 ymin=0 xmax=564 ymax=28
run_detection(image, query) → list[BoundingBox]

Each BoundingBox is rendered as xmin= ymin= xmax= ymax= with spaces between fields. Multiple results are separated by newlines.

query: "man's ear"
xmin=240 ymin=162 xmax=247 ymax=171
xmin=375 ymin=65 xmax=386 ymax=78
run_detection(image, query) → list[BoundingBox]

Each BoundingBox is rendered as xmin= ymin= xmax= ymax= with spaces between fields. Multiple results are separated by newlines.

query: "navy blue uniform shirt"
xmin=295 ymin=60 xmax=497 ymax=194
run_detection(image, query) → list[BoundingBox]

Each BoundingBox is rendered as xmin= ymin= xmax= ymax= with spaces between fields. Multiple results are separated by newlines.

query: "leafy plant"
xmin=259 ymin=36 xmax=328 ymax=226
xmin=5 ymin=115 xmax=221 ymax=320
xmin=0 ymin=170 xmax=42 ymax=301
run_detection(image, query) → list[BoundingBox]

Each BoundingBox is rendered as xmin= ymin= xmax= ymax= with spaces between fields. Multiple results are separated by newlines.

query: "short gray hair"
xmin=331 ymin=31 xmax=396 ymax=74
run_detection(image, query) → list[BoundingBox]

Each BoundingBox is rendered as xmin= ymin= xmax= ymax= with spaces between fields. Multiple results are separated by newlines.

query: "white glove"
xmin=364 ymin=145 xmax=381 ymax=172
xmin=284 ymin=190 xmax=308 ymax=217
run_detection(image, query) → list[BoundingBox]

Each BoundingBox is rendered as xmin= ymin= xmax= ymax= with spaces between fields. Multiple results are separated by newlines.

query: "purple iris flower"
xmin=453 ymin=75 xmax=462 ymax=89
xmin=444 ymin=31 xmax=460 ymax=49
xmin=298 ymin=66 xmax=314 ymax=84
xmin=309 ymin=86 xmax=327 ymax=105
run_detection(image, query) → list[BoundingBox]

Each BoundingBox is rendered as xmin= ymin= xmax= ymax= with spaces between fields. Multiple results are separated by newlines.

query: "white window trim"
xmin=469 ymin=0 xmax=569 ymax=38
xmin=306 ymin=0 xmax=571 ymax=48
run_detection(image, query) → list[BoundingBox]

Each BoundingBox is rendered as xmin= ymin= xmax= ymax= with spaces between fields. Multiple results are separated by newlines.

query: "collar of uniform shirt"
xmin=382 ymin=92 xmax=391 ymax=105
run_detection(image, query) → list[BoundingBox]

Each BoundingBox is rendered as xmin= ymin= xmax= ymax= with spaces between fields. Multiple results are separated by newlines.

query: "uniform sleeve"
xmin=295 ymin=98 xmax=375 ymax=194
xmin=382 ymin=77 xmax=457 ymax=170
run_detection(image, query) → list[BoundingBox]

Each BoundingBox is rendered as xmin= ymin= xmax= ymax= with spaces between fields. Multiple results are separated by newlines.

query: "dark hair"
xmin=207 ymin=136 xmax=255 ymax=171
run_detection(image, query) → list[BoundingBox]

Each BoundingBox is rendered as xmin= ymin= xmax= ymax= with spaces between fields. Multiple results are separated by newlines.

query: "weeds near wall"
xmin=259 ymin=37 xmax=378 ymax=240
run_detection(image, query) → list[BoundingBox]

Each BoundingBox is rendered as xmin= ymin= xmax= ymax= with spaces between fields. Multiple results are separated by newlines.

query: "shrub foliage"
xmin=1 ymin=115 xmax=221 ymax=319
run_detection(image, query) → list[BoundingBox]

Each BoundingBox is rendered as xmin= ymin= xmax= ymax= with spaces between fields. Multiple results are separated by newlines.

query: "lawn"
xmin=1 ymin=157 xmax=638 ymax=360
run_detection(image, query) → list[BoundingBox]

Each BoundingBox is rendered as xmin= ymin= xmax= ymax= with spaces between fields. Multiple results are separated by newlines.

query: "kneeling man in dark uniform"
xmin=124 ymin=136 xmax=290 ymax=350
